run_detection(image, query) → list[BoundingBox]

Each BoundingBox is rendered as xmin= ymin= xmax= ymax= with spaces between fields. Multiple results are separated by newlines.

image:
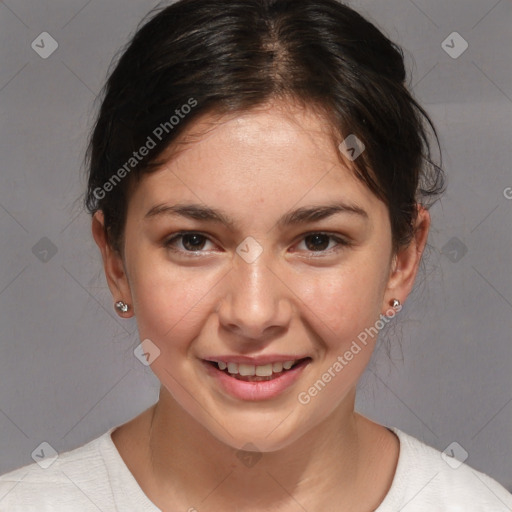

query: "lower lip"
xmin=202 ymin=359 xmax=310 ymax=401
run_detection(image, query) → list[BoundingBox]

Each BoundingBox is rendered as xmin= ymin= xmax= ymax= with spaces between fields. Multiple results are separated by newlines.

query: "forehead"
xmin=128 ymin=101 xmax=385 ymax=223
xmin=164 ymin=100 xmax=341 ymax=167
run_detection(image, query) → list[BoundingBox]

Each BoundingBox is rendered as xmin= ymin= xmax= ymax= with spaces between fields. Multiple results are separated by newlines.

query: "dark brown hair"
xmin=85 ymin=0 xmax=445 ymax=254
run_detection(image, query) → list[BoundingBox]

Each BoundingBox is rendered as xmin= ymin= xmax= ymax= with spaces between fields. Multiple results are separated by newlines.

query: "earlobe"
xmin=91 ymin=211 xmax=134 ymax=317
xmin=382 ymin=205 xmax=431 ymax=313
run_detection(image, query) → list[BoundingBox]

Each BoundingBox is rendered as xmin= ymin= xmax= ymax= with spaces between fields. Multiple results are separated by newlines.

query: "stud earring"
xmin=390 ymin=298 xmax=401 ymax=309
xmin=115 ymin=301 xmax=129 ymax=313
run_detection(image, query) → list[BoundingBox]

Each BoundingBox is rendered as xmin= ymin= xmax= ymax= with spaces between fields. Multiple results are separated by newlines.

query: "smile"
xmin=208 ymin=359 xmax=307 ymax=380
xmin=202 ymin=357 xmax=312 ymax=400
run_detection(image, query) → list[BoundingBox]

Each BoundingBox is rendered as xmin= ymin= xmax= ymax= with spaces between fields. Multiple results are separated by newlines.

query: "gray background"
xmin=0 ymin=0 xmax=511 ymax=494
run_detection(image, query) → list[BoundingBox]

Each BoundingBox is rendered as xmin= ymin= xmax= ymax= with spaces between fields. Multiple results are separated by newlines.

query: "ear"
xmin=91 ymin=211 xmax=134 ymax=318
xmin=382 ymin=205 xmax=430 ymax=314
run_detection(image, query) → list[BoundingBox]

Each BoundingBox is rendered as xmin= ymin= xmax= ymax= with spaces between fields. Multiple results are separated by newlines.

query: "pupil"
xmin=306 ymin=234 xmax=329 ymax=251
xmin=183 ymin=234 xmax=205 ymax=251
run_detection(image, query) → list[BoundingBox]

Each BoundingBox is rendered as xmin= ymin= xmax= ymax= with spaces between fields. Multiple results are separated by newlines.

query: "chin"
xmin=205 ymin=409 xmax=313 ymax=454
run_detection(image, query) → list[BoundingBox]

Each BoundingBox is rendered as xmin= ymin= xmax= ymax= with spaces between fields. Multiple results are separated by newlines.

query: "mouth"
xmin=203 ymin=357 xmax=312 ymax=382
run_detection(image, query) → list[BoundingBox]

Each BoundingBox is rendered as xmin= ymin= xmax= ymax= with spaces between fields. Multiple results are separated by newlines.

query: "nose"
xmin=216 ymin=249 xmax=293 ymax=342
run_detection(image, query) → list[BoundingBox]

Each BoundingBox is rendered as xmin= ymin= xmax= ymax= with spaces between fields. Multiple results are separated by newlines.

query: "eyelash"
xmin=163 ymin=231 xmax=351 ymax=257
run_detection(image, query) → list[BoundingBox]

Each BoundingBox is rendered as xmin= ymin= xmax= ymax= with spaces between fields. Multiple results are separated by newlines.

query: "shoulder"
xmin=0 ymin=429 xmax=115 ymax=512
xmin=378 ymin=427 xmax=512 ymax=511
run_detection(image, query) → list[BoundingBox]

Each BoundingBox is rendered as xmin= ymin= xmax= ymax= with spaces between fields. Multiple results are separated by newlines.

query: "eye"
xmin=163 ymin=231 xmax=350 ymax=257
xmin=163 ymin=232 xmax=217 ymax=254
xmin=294 ymin=232 xmax=350 ymax=255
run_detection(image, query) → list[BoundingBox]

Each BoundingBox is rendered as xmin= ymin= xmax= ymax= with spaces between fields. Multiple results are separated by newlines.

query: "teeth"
xmin=272 ymin=362 xmax=283 ymax=372
xmin=239 ymin=364 xmax=255 ymax=376
xmin=227 ymin=362 xmax=238 ymax=374
xmin=256 ymin=364 xmax=273 ymax=377
xmin=216 ymin=359 xmax=299 ymax=375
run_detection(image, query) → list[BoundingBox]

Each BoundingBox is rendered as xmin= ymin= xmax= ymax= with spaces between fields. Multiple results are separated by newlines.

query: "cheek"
xmin=292 ymin=265 xmax=387 ymax=414
xmin=127 ymin=252 xmax=221 ymax=353
xmin=294 ymin=261 xmax=386 ymax=347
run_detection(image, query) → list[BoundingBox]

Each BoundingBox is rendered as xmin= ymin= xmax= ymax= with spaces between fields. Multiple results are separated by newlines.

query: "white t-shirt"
xmin=1 ymin=425 xmax=511 ymax=511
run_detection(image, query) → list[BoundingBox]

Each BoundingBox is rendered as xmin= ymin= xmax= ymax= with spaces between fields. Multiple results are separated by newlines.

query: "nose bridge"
xmin=218 ymin=241 xmax=291 ymax=338
xmin=237 ymin=252 xmax=274 ymax=305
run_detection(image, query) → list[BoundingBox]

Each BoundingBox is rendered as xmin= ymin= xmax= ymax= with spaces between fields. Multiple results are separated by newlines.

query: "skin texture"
xmin=92 ymin=100 xmax=430 ymax=511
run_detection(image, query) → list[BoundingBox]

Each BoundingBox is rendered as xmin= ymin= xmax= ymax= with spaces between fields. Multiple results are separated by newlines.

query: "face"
xmin=94 ymin=100 xmax=427 ymax=451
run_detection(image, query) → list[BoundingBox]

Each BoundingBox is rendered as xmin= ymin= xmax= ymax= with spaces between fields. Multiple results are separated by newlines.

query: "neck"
xmin=139 ymin=386 xmax=392 ymax=511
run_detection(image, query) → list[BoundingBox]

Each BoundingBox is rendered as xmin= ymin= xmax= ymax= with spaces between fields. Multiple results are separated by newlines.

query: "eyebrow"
xmin=144 ymin=201 xmax=368 ymax=229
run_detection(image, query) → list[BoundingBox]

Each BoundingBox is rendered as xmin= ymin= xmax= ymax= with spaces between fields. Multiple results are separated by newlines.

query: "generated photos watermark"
xmin=93 ymin=97 xmax=198 ymax=201
xmin=297 ymin=303 xmax=402 ymax=405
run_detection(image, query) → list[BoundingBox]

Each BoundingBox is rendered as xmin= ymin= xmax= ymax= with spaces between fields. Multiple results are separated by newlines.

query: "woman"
xmin=1 ymin=0 xmax=511 ymax=510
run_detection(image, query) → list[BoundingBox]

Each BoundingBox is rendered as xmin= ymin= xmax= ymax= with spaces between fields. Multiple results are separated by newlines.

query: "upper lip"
xmin=203 ymin=355 xmax=311 ymax=365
